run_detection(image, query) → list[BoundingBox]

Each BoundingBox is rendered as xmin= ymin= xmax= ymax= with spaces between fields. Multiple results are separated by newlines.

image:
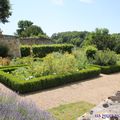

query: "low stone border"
xmin=78 ymin=91 xmax=120 ymax=120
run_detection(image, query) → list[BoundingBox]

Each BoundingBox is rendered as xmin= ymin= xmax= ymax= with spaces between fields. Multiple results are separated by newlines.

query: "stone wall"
xmin=0 ymin=34 xmax=54 ymax=58
xmin=0 ymin=35 xmax=21 ymax=57
xmin=20 ymin=38 xmax=54 ymax=45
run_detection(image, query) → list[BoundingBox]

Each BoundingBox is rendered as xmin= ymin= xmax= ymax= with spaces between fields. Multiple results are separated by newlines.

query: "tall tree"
xmin=82 ymin=28 xmax=116 ymax=50
xmin=0 ymin=0 xmax=12 ymax=24
xmin=16 ymin=20 xmax=45 ymax=38
xmin=51 ymin=31 xmax=88 ymax=46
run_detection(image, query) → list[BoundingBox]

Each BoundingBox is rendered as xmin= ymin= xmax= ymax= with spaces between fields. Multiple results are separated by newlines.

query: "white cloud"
xmin=79 ymin=0 xmax=94 ymax=4
xmin=51 ymin=0 xmax=64 ymax=5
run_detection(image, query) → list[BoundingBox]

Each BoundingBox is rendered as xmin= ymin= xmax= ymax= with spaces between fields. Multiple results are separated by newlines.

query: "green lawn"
xmin=49 ymin=101 xmax=95 ymax=120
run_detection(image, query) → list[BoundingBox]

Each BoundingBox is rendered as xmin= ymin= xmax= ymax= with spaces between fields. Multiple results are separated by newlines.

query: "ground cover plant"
xmin=0 ymin=91 xmax=55 ymax=120
xmin=49 ymin=101 xmax=94 ymax=120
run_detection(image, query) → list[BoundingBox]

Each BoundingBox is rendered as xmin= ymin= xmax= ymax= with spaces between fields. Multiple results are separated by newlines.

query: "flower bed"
xmin=0 ymin=66 xmax=100 ymax=94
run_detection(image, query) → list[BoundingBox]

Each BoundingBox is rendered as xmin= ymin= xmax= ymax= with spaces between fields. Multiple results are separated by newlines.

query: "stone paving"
xmin=78 ymin=91 xmax=120 ymax=120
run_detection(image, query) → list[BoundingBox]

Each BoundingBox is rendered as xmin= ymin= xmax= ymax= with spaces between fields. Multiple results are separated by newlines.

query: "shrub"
xmin=94 ymin=50 xmax=117 ymax=66
xmin=85 ymin=46 xmax=98 ymax=59
xmin=0 ymin=91 xmax=55 ymax=120
xmin=32 ymin=44 xmax=74 ymax=57
xmin=117 ymin=54 xmax=120 ymax=65
xmin=20 ymin=46 xmax=31 ymax=57
xmin=10 ymin=52 xmax=90 ymax=79
xmin=0 ymin=45 xmax=9 ymax=57
xmin=93 ymin=64 xmax=120 ymax=74
xmin=0 ymin=65 xmax=28 ymax=73
xmin=11 ymin=53 xmax=79 ymax=79
xmin=72 ymin=48 xmax=89 ymax=70
xmin=10 ymin=57 xmax=35 ymax=65
xmin=0 ymin=66 xmax=100 ymax=93
xmin=114 ymin=42 xmax=120 ymax=54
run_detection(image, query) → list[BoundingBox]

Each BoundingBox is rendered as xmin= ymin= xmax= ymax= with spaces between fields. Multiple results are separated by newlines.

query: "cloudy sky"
xmin=0 ymin=0 xmax=120 ymax=36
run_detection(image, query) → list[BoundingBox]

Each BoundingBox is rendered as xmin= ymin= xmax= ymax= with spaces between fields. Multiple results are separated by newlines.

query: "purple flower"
xmin=0 ymin=91 xmax=55 ymax=120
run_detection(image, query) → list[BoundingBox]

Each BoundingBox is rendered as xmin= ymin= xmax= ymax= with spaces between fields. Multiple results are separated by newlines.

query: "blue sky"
xmin=0 ymin=0 xmax=120 ymax=36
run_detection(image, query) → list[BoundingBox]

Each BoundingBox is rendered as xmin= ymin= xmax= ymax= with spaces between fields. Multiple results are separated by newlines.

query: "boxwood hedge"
xmin=20 ymin=45 xmax=31 ymax=57
xmin=20 ymin=44 xmax=74 ymax=57
xmin=93 ymin=64 xmax=120 ymax=74
xmin=0 ymin=65 xmax=28 ymax=72
xmin=0 ymin=66 xmax=100 ymax=94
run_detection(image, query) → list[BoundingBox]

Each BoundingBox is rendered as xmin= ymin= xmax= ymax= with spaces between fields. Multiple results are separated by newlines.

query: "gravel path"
xmin=1 ymin=73 xmax=120 ymax=109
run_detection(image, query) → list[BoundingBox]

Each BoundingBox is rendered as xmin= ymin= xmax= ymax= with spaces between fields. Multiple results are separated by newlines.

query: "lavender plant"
xmin=0 ymin=91 xmax=55 ymax=120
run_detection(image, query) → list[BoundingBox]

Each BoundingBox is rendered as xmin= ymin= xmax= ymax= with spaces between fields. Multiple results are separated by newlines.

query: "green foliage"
xmin=0 ymin=66 xmax=100 ymax=93
xmin=85 ymin=45 xmax=98 ymax=59
xmin=32 ymin=44 xmax=74 ymax=57
xmin=0 ymin=45 xmax=9 ymax=57
xmin=11 ymin=50 xmax=89 ymax=80
xmin=0 ymin=0 xmax=12 ymax=23
xmin=10 ymin=57 xmax=34 ymax=66
xmin=72 ymin=48 xmax=89 ymax=70
xmin=114 ymin=42 xmax=120 ymax=54
xmin=21 ymin=25 xmax=44 ymax=37
xmin=20 ymin=44 xmax=74 ymax=57
xmin=16 ymin=20 xmax=45 ymax=38
xmin=94 ymin=50 xmax=117 ymax=66
xmin=94 ymin=64 xmax=120 ymax=74
xmin=20 ymin=46 xmax=31 ymax=57
xmin=82 ymin=28 xmax=116 ymax=51
xmin=42 ymin=53 xmax=78 ymax=75
xmin=51 ymin=31 xmax=88 ymax=46
xmin=0 ymin=65 xmax=28 ymax=72
xmin=49 ymin=101 xmax=94 ymax=120
xmin=11 ymin=53 xmax=78 ymax=79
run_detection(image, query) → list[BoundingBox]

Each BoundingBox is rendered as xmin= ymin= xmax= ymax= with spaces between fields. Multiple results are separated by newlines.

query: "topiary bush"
xmin=94 ymin=50 xmax=117 ymax=66
xmin=0 ymin=91 xmax=55 ymax=120
xmin=0 ymin=45 xmax=9 ymax=57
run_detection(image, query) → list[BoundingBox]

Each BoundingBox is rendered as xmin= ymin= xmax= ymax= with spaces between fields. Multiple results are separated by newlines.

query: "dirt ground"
xmin=1 ymin=73 xmax=120 ymax=110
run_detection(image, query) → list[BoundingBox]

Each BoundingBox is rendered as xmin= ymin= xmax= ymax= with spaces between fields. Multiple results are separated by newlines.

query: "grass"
xmin=49 ymin=101 xmax=95 ymax=120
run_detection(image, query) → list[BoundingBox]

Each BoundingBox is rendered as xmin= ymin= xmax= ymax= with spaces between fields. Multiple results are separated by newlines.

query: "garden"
xmin=1 ymin=43 xmax=120 ymax=120
xmin=1 ymin=0 xmax=120 ymax=120
xmin=0 ymin=43 xmax=120 ymax=94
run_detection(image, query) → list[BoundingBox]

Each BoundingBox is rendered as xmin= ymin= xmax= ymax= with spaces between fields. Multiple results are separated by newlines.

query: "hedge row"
xmin=20 ymin=46 xmax=31 ymax=57
xmin=20 ymin=44 xmax=74 ymax=57
xmin=100 ymin=65 xmax=120 ymax=74
xmin=93 ymin=64 xmax=120 ymax=74
xmin=0 ymin=67 xmax=100 ymax=93
xmin=0 ymin=65 xmax=28 ymax=72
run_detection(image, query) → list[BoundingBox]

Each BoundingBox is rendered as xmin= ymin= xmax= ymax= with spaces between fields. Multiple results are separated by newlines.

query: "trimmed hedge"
xmin=0 ymin=67 xmax=100 ymax=93
xmin=0 ymin=65 xmax=28 ymax=72
xmin=21 ymin=44 xmax=74 ymax=57
xmin=20 ymin=46 xmax=31 ymax=57
xmin=93 ymin=64 xmax=120 ymax=74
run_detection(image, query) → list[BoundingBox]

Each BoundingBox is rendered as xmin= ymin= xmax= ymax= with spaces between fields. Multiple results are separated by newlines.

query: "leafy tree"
xmin=112 ymin=33 xmax=120 ymax=53
xmin=51 ymin=31 xmax=88 ymax=46
xmin=16 ymin=20 xmax=45 ymax=38
xmin=21 ymin=25 xmax=44 ymax=37
xmin=0 ymin=0 xmax=12 ymax=23
xmin=82 ymin=28 xmax=116 ymax=50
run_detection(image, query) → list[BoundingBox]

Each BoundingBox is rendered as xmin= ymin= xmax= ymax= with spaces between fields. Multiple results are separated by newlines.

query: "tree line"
xmin=1 ymin=0 xmax=120 ymax=54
